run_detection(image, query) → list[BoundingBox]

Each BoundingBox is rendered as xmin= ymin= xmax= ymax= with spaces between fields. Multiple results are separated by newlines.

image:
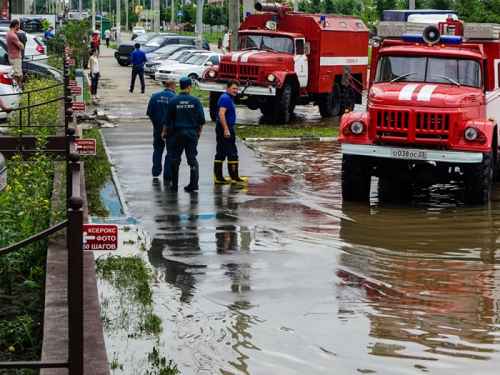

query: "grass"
xmin=236 ymin=124 xmax=338 ymax=139
xmin=191 ymin=85 xmax=209 ymax=106
xmin=109 ymin=42 xmax=118 ymax=50
xmin=82 ymin=129 xmax=112 ymax=217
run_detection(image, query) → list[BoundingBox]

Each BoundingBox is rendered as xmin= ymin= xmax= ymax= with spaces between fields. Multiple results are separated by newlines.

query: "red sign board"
xmin=75 ymin=138 xmax=96 ymax=155
xmin=69 ymin=80 xmax=77 ymax=87
xmin=70 ymin=86 xmax=82 ymax=95
xmin=83 ymin=224 xmax=118 ymax=251
xmin=67 ymin=58 xmax=76 ymax=66
xmin=72 ymin=101 xmax=85 ymax=112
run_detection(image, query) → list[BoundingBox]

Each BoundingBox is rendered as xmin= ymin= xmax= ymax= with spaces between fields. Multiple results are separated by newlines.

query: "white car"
xmin=132 ymin=26 xmax=146 ymax=39
xmin=0 ymin=31 xmax=47 ymax=61
xmin=152 ymin=49 xmax=206 ymax=79
xmin=155 ymin=52 xmax=222 ymax=82
xmin=0 ymin=64 xmax=21 ymax=121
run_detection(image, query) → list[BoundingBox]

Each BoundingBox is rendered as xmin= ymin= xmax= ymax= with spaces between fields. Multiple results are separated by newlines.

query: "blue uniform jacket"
xmin=130 ymin=49 xmax=147 ymax=69
xmin=147 ymin=89 xmax=176 ymax=130
xmin=165 ymin=93 xmax=205 ymax=135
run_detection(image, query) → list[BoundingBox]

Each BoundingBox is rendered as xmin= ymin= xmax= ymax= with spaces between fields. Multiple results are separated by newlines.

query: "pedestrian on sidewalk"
xmin=91 ymin=31 xmax=101 ymax=56
xmin=89 ymin=49 xmax=100 ymax=101
xmin=214 ymin=80 xmax=247 ymax=185
xmin=105 ymin=29 xmax=111 ymax=48
xmin=163 ymin=77 xmax=205 ymax=192
xmin=6 ymin=20 xmax=24 ymax=88
xmin=147 ymin=79 xmax=176 ymax=183
xmin=129 ymin=43 xmax=147 ymax=94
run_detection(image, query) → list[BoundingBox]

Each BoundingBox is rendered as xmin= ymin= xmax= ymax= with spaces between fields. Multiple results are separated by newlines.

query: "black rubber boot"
xmin=184 ymin=165 xmax=199 ymax=192
xmin=228 ymin=161 xmax=248 ymax=184
xmin=170 ymin=161 xmax=179 ymax=192
xmin=214 ymin=160 xmax=230 ymax=184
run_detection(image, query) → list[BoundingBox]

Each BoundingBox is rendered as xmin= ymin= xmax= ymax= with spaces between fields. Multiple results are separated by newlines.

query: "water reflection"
xmin=337 ymin=202 xmax=500 ymax=363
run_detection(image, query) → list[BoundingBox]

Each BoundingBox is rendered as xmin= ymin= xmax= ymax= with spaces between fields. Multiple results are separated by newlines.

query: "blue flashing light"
xmin=320 ymin=15 xmax=326 ymax=23
xmin=402 ymin=34 xmax=424 ymax=43
xmin=246 ymin=12 xmax=251 ymax=17
xmin=440 ymin=35 xmax=462 ymax=44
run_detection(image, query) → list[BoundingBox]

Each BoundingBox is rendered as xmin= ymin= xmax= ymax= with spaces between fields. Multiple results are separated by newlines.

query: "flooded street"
xmin=95 ymin=46 xmax=500 ymax=374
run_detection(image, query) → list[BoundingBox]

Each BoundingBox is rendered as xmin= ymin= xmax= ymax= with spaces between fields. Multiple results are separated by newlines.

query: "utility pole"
xmin=117 ymin=0 xmax=121 ymax=45
xmin=228 ymin=0 xmax=239 ymax=51
xmin=409 ymin=0 xmax=415 ymax=9
xmin=195 ymin=0 xmax=204 ymax=48
xmin=171 ymin=0 xmax=175 ymax=26
xmin=92 ymin=0 xmax=96 ymax=31
xmin=125 ymin=0 xmax=129 ymax=32
xmin=79 ymin=0 xmax=82 ymax=16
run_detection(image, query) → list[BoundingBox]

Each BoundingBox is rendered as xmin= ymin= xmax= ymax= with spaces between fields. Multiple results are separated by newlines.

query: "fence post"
xmin=67 ymin=154 xmax=83 ymax=375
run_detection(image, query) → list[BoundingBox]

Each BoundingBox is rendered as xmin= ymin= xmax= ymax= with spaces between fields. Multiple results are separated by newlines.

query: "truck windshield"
xmin=376 ymin=56 xmax=482 ymax=87
xmin=239 ymin=34 xmax=294 ymax=54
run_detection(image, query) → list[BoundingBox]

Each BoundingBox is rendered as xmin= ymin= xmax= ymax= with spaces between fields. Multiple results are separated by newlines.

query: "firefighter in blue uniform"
xmin=147 ymin=79 xmax=176 ymax=183
xmin=163 ymin=77 xmax=205 ymax=192
xmin=214 ymin=80 xmax=247 ymax=184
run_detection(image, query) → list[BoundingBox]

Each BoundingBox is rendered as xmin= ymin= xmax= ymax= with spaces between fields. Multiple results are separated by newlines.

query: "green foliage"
xmin=41 ymin=19 xmax=50 ymax=31
xmin=82 ymin=129 xmax=112 ymax=217
xmin=0 ymin=77 xmax=62 ymax=363
xmin=48 ymin=20 xmax=92 ymax=69
xmin=146 ymin=346 xmax=180 ymax=375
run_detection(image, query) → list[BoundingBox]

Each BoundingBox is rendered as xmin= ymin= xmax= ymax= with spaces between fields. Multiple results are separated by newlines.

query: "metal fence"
xmin=0 ymin=46 xmax=85 ymax=374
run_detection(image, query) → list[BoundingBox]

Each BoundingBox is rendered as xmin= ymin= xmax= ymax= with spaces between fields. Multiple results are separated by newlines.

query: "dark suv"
xmin=114 ymin=34 xmax=209 ymax=66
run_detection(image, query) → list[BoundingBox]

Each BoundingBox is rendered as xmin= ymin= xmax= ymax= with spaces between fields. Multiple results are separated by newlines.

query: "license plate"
xmin=390 ymin=148 xmax=427 ymax=161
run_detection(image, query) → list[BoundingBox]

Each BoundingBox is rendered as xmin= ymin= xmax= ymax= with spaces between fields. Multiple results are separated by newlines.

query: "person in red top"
xmin=91 ymin=31 xmax=101 ymax=56
xmin=6 ymin=19 xmax=24 ymax=87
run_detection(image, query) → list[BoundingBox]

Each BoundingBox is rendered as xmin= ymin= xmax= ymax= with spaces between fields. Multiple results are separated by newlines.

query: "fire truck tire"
xmin=318 ymin=84 xmax=341 ymax=118
xmin=209 ymin=92 xmax=221 ymax=122
xmin=341 ymin=155 xmax=371 ymax=201
xmin=273 ymin=83 xmax=293 ymax=124
xmin=464 ymin=152 xmax=494 ymax=204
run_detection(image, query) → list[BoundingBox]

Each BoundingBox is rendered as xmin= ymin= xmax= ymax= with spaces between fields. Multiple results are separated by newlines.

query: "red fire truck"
xmin=339 ymin=16 xmax=500 ymax=204
xmin=199 ymin=2 xmax=369 ymax=124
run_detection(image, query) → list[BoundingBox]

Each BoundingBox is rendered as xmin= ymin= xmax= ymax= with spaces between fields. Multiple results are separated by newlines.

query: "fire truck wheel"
xmin=209 ymin=92 xmax=221 ymax=122
xmin=341 ymin=155 xmax=371 ymax=201
xmin=464 ymin=152 xmax=494 ymax=204
xmin=318 ymin=84 xmax=341 ymax=118
xmin=273 ymin=83 xmax=293 ymax=124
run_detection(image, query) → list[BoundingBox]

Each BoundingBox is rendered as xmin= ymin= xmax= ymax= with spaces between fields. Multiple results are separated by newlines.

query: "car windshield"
xmin=184 ymin=54 xmax=208 ymax=65
xmin=239 ymin=34 xmax=294 ymax=54
xmin=376 ymin=55 xmax=482 ymax=87
xmin=177 ymin=52 xmax=199 ymax=62
xmin=145 ymin=36 xmax=166 ymax=47
xmin=155 ymin=45 xmax=183 ymax=55
xmin=135 ymin=33 xmax=153 ymax=43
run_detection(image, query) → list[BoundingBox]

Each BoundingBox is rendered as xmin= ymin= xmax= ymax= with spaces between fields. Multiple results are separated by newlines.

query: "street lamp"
xmin=0 ymin=152 xmax=6 ymax=192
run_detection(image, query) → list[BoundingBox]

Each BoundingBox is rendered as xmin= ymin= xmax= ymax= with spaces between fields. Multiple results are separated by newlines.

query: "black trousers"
xmin=90 ymin=73 xmax=99 ymax=95
xmin=130 ymin=67 xmax=145 ymax=93
xmin=215 ymin=127 xmax=238 ymax=161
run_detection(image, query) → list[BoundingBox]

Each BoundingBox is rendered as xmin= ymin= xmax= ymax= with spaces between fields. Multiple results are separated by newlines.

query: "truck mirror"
xmin=305 ymin=42 xmax=311 ymax=56
xmin=0 ymin=152 xmax=6 ymax=192
xmin=205 ymin=61 xmax=213 ymax=66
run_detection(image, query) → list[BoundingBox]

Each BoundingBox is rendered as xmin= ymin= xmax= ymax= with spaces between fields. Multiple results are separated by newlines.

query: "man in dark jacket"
xmin=147 ymin=79 xmax=176 ymax=183
xmin=129 ymin=43 xmax=147 ymax=93
xmin=163 ymin=77 xmax=205 ymax=192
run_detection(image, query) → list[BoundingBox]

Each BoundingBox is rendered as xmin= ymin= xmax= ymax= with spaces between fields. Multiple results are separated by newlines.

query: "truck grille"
xmin=219 ymin=63 xmax=260 ymax=81
xmin=373 ymin=109 xmax=451 ymax=144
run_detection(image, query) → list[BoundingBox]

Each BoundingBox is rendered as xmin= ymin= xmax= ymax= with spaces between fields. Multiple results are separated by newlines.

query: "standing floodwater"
xmin=102 ymin=131 xmax=500 ymax=374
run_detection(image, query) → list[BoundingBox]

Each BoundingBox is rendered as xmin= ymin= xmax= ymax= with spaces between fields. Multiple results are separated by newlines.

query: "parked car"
xmin=20 ymin=18 xmax=43 ymax=33
xmin=0 ymin=64 xmax=21 ymax=121
xmin=0 ymin=32 xmax=46 ymax=60
xmin=132 ymin=26 xmax=146 ymax=40
xmin=144 ymin=44 xmax=198 ymax=77
xmin=155 ymin=52 xmax=221 ymax=82
xmin=148 ymin=49 xmax=205 ymax=80
xmin=141 ymin=34 xmax=209 ymax=54
xmin=114 ymin=32 xmax=158 ymax=66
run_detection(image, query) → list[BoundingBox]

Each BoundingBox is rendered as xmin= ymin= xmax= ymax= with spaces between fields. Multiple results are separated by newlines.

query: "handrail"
xmin=0 ymin=220 xmax=68 ymax=256
xmin=0 ymin=82 xmax=64 ymax=98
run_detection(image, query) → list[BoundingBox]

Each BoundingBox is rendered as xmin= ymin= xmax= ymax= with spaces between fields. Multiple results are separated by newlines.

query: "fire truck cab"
xmin=340 ymin=16 xmax=500 ymax=204
xmin=199 ymin=2 xmax=369 ymax=124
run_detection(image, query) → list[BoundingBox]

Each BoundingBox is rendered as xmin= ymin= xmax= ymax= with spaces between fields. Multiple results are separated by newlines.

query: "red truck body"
xmin=339 ymin=18 xmax=500 ymax=203
xmin=199 ymin=3 xmax=369 ymax=123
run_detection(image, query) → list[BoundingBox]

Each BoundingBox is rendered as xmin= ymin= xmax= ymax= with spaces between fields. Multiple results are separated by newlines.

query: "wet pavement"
xmin=95 ymin=45 xmax=500 ymax=374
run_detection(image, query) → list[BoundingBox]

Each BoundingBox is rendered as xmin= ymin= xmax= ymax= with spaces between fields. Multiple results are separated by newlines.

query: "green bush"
xmin=0 ymin=77 xmax=63 ymax=363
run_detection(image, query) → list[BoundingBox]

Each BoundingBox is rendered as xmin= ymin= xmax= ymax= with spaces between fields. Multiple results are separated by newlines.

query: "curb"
xmin=242 ymin=136 xmax=338 ymax=142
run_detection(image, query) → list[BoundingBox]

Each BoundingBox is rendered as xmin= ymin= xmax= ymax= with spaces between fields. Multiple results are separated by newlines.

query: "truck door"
xmin=294 ymin=38 xmax=308 ymax=88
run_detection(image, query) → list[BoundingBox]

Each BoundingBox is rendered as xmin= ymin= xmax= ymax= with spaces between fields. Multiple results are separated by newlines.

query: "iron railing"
xmin=0 ymin=44 xmax=85 ymax=374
